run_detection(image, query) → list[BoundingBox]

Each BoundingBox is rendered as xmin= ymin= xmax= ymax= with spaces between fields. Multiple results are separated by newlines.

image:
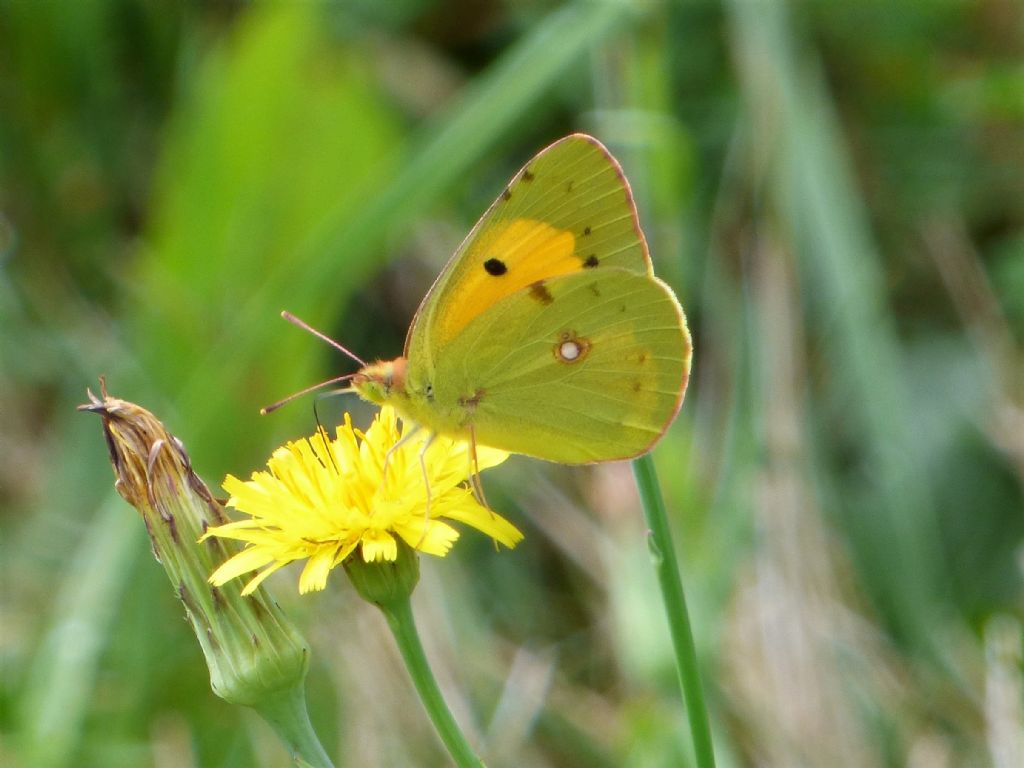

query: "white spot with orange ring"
xmin=553 ymin=331 xmax=590 ymax=364
xmin=560 ymin=340 xmax=581 ymax=361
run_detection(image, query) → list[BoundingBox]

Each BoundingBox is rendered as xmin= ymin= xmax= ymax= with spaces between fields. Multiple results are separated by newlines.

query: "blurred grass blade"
xmin=292 ymin=0 xmax=636 ymax=274
xmin=215 ymin=0 xmax=639 ymax=372
xmin=17 ymin=500 xmax=143 ymax=768
xmin=134 ymin=2 xmax=402 ymax=474
xmin=724 ymin=0 xmax=951 ymax=658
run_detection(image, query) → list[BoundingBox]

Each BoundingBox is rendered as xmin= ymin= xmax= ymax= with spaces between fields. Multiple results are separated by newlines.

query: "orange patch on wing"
xmin=435 ymin=218 xmax=579 ymax=345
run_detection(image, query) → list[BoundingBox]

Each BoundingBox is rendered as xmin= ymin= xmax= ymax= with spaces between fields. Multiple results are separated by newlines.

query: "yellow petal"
xmin=240 ymin=561 xmax=289 ymax=596
xmin=299 ymin=548 xmax=336 ymax=593
xmin=209 ymin=547 xmax=278 ymax=586
xmin=361 ymin=530 xmax=398 ymax=562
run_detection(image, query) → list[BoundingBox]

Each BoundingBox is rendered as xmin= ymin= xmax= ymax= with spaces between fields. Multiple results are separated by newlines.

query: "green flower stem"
xmin=632 ymin=454 xmax=716 ymax=768
xmin=380 ymin=595 xmax=485 ymax=768
xmin=253 ymin=686 xmax=334 ymax=768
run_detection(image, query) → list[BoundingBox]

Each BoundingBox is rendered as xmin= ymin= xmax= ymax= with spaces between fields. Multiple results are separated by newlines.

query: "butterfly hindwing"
xmin=428 ymin=268 xmax=691 ymax=463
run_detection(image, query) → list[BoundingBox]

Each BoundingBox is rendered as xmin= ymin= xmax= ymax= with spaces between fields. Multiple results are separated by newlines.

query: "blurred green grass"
xmin=2 ymin=1 xmax=1022 ymax=766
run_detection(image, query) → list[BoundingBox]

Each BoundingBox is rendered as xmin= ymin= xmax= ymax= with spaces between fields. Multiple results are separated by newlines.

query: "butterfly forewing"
xmin=407 ymin=134 xmax=651 ymax=360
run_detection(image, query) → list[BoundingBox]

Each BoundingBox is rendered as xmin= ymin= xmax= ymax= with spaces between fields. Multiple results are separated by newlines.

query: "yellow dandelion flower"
xmin=204 ymin=406 xmax=523 ymax=595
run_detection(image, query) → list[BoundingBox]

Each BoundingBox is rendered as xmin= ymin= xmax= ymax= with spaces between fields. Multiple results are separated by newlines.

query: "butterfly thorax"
xmin=353 ymin=357 xmax=472 ymax=438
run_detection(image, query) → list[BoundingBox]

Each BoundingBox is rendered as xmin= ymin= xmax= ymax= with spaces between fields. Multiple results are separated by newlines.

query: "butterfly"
xmin=346 ymin=134 xmax=692 ymax=465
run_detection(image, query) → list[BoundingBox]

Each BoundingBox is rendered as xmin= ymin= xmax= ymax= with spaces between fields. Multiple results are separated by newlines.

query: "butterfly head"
xmin=352 ymin=358 xmax=407 ymax=406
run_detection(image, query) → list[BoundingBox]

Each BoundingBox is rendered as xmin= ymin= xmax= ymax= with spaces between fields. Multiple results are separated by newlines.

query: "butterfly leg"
xmin=414 ymin=432 xmax=436 ymax=548
xmin=467 ymin=426 xmax=502 ymax=552
xmin=381 ymin=423 xmax=423 ymax=484
xmin=466 ymin=425 xmax=491 ymax=511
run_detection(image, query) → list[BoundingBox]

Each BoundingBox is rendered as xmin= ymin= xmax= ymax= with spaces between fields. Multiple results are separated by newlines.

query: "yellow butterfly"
xmin=348 ymin=134 xmax=692 ymax=464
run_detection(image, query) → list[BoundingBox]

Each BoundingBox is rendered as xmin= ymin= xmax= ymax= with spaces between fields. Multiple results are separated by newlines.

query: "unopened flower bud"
xmin=80 ymin=386 xmax=309 ymax=707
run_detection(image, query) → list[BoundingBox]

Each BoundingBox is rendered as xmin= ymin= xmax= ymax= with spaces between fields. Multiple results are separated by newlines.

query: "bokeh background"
xmin=2 ymin=1 xmax=1023 ymax=766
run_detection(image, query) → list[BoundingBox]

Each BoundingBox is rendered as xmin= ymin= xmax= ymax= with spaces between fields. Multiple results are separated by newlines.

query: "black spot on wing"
xmin=584 ymin=254 xmax=599 ymax=268
xmin=583 ymin=226 xmax=591 ymax=236
xmin=522 ymin=169 xmax=535 ymax=182
xmin=501 ymin=187 xmax=512 ymax=201
xmin=484 ymin=258 xmax=508 ymax=276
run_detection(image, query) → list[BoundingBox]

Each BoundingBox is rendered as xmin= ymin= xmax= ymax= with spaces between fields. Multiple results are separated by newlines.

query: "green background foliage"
xmin=2 ymin=1 xmax=1022 ymax=766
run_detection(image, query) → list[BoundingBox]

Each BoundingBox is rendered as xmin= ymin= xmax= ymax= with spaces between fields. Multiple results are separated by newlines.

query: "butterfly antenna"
xmin=260 ymin=372 xmax=357 ymax=415
xmin=281 ymin=310 xmax=368 ymax=368
xmin=261 ymin=310 xmax=369 ymax=415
